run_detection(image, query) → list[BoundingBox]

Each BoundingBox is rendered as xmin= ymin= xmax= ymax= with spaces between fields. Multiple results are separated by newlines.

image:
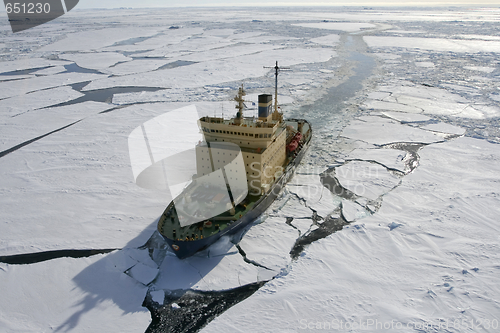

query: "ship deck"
xmin=158 ymin=193 xmax=262 ymax=241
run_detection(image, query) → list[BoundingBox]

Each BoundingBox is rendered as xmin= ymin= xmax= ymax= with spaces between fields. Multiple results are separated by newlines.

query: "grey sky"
xmin=76 ymin=0 xmax=500 ymax=8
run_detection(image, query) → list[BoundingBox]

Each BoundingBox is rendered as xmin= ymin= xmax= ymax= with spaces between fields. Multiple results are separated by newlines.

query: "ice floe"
xmin=380 ymin=111 xmax=432 ymax=123
xmin=336 ymin=161 xmax=401 ymax=200
xmin=293 ymin=22 xmax=376 ymax=32
xmin=346 ymin=148 xmax=408 ymax=173
xmin=364 ymin=36 xmax=500 ymax=53
xmin=0 ymin=254 xmax=150 ymax=333
xmin=341 ymin=117 xmax=446 ymax=145
xmin=0 ymin=101 xmax=113 ymax=151
xmin=59 ymin=52 xmax=133 ymax=71
xmin=82 ymin=48 xmax=334 ymax=91
xmin=420 ymin=122 xmax=465 ymax=135
xmin=0 ymin=72 xmax=107 ymax=99
xmin=0 ymin=86 xmax=83 ymax=120
xmin=39 ymin=27 xmax=162 ymax=52
xmin=204 ymin=136 xmax=500 ymax=333
xmin=0 ymin=58 xmax=71 ymax=73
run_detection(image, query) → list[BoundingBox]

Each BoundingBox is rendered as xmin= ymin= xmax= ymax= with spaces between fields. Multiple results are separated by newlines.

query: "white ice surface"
xmin=82 ymin=47 xmax=334 ymax=91
xmin=238 ymin=217 xmax=298 ymax=273
xmin=381 ymin=111 xmax=432 ymax=123
xmin=31 ymin=65 xmax=67 ymax=75
xmin=0 ymin=101 xmax=114 ymax=151
xmin=364 ymin=82 xmax=500 ymax=119
xmin=342 ymin=199 xmax=370 ymax=222
xmin=38 ymin=27 xmax=161 ymax=52
xmin=153 ymin=238 xmax=264 ymax=291
xmin=0 ymin=86 xmax=83 ymax=119
xmin=0 ymin=72 xmax=107 ymax=99
xmin=364 ymin=36 xmax=500 ymax=53
xmin=103 ymin=58 xmax=171 ymax=76
xmin=0 ymin=58 xmax=71 ymax=73
xmin=0 ymin=75 xmax=34 ymax=82
xmin=102 ymin=28 xmax=204 ymax=53
xmin=293 ymin=22 xmax=376 ymax=32
xmin=203 ymin=137 xmax=500 ymax=333
xmin=341 ymin=118 xmax=446 ymax=145
xmin=0 ymin=254 xmax=150 ymax=333
xmin=336 ymin=161 xmax=401 ymax=201
xmin=421 ymin=122 xmax=466 ymax=135
xmin=463 ymin=66 xmax=496 ymax=73
xmin=287 ymin=178 xmax=341 ymax=218
xmin=346 ymin=148 xmax=407 ymax=173
xmin=0 ymin=103 xmax=195 ymax=256
xmin=59 ymin=52 xmax=133 ymax=71
xmin=310 ymin=34 xmax=340 ymax=46
xmin=415 ymin=61 xmax=434 ymax=68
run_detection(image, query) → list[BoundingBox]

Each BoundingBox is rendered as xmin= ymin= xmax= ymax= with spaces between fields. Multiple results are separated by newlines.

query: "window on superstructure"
xmin=211 ymin=129 xmax=214 ymax=132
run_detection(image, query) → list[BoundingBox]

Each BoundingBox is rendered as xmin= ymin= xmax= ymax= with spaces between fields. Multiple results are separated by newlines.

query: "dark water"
xmin=0 ymin=249 xmax=116 ymax=265
xmin=63 ymin=63 xmax=103 ymax=75
xmin=145 ymin=282 xmax=266 ymax=333
xmin=51 ymin=83 xmax=165 ymax=107
xmin=0 ymin=63 xmax=103 ymax=77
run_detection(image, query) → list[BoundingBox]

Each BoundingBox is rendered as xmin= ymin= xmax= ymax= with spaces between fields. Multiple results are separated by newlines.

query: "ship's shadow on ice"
xmin=56 ymin=219 xmax=236 ymax=332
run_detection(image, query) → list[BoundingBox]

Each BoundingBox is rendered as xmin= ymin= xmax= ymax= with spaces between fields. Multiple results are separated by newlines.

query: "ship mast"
xmin=264 ymin=61 xmax=289 ymax=121
xmin=234 ymin=84 xmax=245 ymax=125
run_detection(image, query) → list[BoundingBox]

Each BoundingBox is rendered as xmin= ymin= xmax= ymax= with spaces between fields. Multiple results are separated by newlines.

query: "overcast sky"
xmin=76 ymin=0 xmax=500 ymax=8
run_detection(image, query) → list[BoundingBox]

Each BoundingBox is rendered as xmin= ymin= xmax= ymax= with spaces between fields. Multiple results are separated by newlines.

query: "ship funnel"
xmin=258 ymin=94 xmax=272 ymax=122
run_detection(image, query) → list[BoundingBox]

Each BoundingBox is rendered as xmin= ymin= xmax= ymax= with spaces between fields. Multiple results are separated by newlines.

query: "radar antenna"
xmin=264 ymin=61 xmax=290 ymax=114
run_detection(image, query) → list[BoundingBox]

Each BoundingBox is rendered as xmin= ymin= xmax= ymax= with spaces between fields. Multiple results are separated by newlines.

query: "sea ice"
xmin=38 ymin=27 xmax=162 ymax=52
xmin=30 ymin=65 xmax=67 ymax=75
xmin=153 ymin=243 xmax=263 ymax=291
xmin=83 ymin=48 xmax=334 ymax=91
xmin=238 ymin=217 xmax=298 ymax=273
xmin=0 ymin=101 xmax=114 ymax=151
xmin=335 ymin=161 xmax=401 ymax=201
xmin=380 ymin=111 xmax=432 ymax=123
xmin=341 ymin=118 xmax=446 ymax=145
xmin=103 ymin=58 xmax=172 ymax=76
xmin=0 ymin=86 xmax=83 ymax=120
xmin=293 ymin=22 xmax=376 ymax=32
xmin=0 ymin=255 xmax=150 ymax=333
xmin=310 ymin=34 xmax=341 ymax=46
xmin=342 ymin=199 xmax=370 ymax=222
xmin=203 ymin=137 xmax=500 ymax=333
xmin=345 ymin=148 xmax=407 ymax=173
xmin=420 ymin=122 xmax=465 ymax=135
xmin=59 ymin=52 xmax=133 ymax=71
xmin=127 ymin=262 xmax=159 ymax=285
xmin=0 ymin=72 xmax=107 ymax=99
xmin=463 ymin=66 xmax=496 ymax=73
xmin=0 ymin=58 xmax=71 ymax=73
xmin=364 ymin=36 xmax=500 ymax=53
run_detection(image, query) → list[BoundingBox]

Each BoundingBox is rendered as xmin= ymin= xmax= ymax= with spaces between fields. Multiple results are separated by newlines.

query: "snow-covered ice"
xmin=1 ymin=6 xmax=500 ymax=333
xmin=293 ymin=22 xmax=376 ymax=32
xmin=364 ymin=36 xmax=500 ymax=53
xmin=336 ymin=161 xmax=401 ymax=201
xmin=341 ymin=118 xmax=446 ymax=145
xmin=59 ymin=52 xmax=133 ymax=71
xmin=204 ymin=136 xmax=500 ymax=333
